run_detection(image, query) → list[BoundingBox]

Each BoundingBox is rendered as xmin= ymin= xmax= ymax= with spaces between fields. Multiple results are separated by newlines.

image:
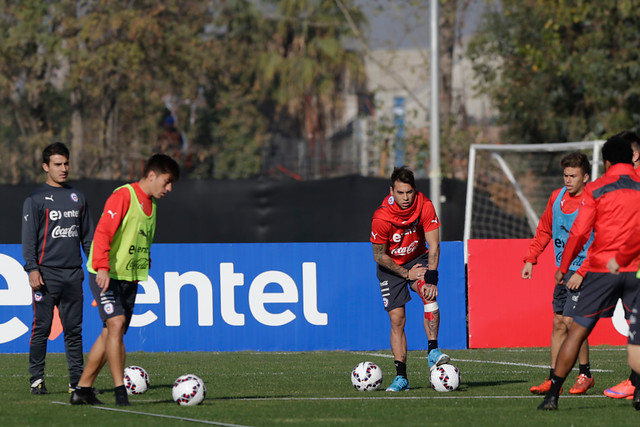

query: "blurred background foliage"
xmin=0 ymin=0 xmax=366 ymax=183
xmin=2 ymin=0 xmax=640 ymax=184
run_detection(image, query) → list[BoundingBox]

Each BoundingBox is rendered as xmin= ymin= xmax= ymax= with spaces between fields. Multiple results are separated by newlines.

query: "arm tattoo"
xmin=372 ymin=243 xmax=407 ymax=278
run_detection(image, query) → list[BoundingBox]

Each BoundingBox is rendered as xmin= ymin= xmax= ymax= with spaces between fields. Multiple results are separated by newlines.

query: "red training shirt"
xmin=91 ymin=182 xmax=153 ymax=272
xmin=370 ymin=192 xmax=440 ymax=265
xmin=560 ymin=163 xmax=640 ymax=274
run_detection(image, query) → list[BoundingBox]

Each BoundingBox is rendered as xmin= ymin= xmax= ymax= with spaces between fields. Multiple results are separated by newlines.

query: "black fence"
xmin=3 ymin=176 xmax=466 ymax=244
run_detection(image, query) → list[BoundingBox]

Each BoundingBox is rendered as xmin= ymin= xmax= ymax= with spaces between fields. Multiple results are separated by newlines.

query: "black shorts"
xmin=376 ymin=252 xmax=429 ymax=312
xmin=570 ymin=272 xmax=639 ymax=323
xmin=552 ymin=271 xmax=580 ymax=317
xmin=629 ymin=306 xmax=639 ymax=346
xmin=88 ymin=274 xmax=138 ymax=333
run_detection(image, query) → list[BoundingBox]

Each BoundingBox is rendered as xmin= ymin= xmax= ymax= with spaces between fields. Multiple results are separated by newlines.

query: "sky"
xmin=356 ymin=0 xmax=485 ymax=50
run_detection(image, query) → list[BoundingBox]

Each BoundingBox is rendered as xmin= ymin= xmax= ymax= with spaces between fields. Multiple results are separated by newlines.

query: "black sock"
xmin=428 ymin=340 xmax=438 ymax=353
xmin=394 ymin=360 xmax=407 ymax=378
xmin=114 ymin=385 xmax=130 ymax=406
xmin=631 ymin=370 xmax=640 ymax=388
xmin=548 ymin=373 xmax=566 ymax=397
xmin=579 ymin=364 xmax=591 ymax=378
xmin=549 ymin=368 xmax=554 ymax=379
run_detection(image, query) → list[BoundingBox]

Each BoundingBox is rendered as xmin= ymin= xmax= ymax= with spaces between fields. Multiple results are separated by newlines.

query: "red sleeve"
xmin=575 ymin=256 xmax=589 ymax=277
xmin=560 ymin=186 xmax=595 ymax=274
xmin=523 ymin=191 xmax=556 ymax=264
xmin=91 ymin=187 xmax=131 ymax=272
xmin=370 ymin=217 xmax=391 ymax=244
xmin=420 ymin=198 xmax=441 ymax=233
xmin=616 ymin=213 xmax=640 ymax=267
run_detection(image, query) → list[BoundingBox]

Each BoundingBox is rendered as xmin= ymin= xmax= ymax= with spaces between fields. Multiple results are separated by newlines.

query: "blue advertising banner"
xmin=0 ymin=242 xmax=466 ymax=353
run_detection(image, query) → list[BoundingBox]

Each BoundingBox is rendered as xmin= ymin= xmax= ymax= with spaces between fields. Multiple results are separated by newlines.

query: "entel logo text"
xmin=0 ymin=254 xmax=327 ymax=344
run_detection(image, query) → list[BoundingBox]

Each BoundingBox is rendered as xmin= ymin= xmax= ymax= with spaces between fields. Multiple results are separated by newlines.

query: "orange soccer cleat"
xmin=530 ymin=379 xmax=562 ymax=395
xmin=569 ymin=374 xmax=595 ymax=394
xmin=604 ymin=379 xmax=635 ymax=399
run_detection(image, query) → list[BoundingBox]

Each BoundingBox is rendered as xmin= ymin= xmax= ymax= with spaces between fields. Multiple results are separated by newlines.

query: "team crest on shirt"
xmin=104 ymin=303 xmax=114 ymax=315
xmin=34 ymin=291 xmax=43 ymax=302
xmin=70 ymin=193 xmax=78 ymax=202
xmin=387 ymin=195 xmax=395 ymax=205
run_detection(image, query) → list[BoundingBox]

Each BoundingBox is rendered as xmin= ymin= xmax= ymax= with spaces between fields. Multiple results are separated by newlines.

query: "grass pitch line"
xmin=233 ymin=395 xmax=606 ymax=401
xmin=52 ymin=402 xmax=251 ymax=426
xmin=353 ymin=352 xmax=613 ymax=372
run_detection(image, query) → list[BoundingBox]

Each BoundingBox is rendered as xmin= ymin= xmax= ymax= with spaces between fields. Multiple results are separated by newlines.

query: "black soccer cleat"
xmin=70 ymin=388 xmax=105 ymax=405
xmin=537 ymin=395 xmax=558 ymax=410
xmin=633 ymin=388 xmax=640 ymax=411
xmin=30 ymin=379 xmax=48 ymax=395
xmin=114 ymin=385 xmax=130 ymax=406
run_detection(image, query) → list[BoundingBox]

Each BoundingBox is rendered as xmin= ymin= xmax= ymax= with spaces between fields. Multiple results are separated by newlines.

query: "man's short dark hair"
xmin=42 ymin=142 xmax=69 ymax=164
xmin=560 ymin=152 xmax=591 ymax=176
xmin=390 ymin=166 xmax=415 ymax=189
xmin=618 ymin=130 xmax=640 ymax=152
xmin=602 ymin=133 xmax=634 ymax=165
xmin=143 ymin=154 xmax=180 ymax=181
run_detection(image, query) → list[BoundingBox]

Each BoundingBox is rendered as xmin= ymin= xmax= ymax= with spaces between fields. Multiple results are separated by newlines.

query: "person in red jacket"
xmin=522 ymin=152 xmax=594 ymax=395
xmin=538 ymin=133 xmax=640 ymax=410
xmin=370 ymin=166 xmax=449 ymax=392
xmin=601 ymin=131 xmax=640 ymax=401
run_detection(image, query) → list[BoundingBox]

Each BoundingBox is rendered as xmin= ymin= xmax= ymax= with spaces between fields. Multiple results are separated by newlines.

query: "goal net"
xmin=463 ymin=140 xmax=605 ymax=261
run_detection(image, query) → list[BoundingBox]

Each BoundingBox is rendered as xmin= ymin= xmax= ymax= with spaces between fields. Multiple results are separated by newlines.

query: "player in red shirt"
xmin=603 ymin=131 xmax=640 ymax=405
xmin=70 ymin=154 xmax=179 ymax=406
xmin=522 ymin=152 xmax=594 ymax=395
xmin=370 ymin=166 xmax=448 ymax=392
xmin=538 ymin=133 xmax=640 ymax=410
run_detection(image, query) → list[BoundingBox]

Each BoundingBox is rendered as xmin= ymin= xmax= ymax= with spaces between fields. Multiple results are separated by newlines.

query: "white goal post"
xmin=463 ymin=140 xmax=605 ymax=262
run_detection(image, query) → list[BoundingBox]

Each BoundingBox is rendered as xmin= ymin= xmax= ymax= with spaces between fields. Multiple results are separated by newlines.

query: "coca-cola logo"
xmin=51 ymin=225 xmax=78 ymax=238
xmin=390 ymin=240 xmax=419 ymax=256
xmin=126 ymin=258 xmax=149 ymax=271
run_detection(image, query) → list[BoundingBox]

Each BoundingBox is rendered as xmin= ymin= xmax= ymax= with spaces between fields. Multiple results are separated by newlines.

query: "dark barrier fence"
xmin=2 ymin=176 xmax=466 ymax=244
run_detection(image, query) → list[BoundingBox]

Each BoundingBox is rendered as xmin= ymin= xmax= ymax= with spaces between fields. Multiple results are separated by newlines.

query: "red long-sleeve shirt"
xmin=613 ymin=164 xmax=640 ymax=267
xmin=91 ymin=182 xmax=153 ymax=272
xmin=560 ymin=163 xmax=640 ymax=274
xmin=523 ymin=187 xmax=588 ymax=276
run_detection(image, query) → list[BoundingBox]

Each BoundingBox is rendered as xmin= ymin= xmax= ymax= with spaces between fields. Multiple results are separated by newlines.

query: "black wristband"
xmin=424 ymin=270 xmax=438 ymax=286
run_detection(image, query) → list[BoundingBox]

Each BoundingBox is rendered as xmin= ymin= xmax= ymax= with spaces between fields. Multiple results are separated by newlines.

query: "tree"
xmin=190 ymin=0 xmax=367 ymax=179
xmin=467 ymin=0 xmax=640 ymax=143
xmin=0 ymin=0 xmax=368 ymax=182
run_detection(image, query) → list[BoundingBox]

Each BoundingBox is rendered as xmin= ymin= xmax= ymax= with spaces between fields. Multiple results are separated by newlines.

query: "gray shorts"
xmin=552 ymin=271 xmax=580 ymax=317
xmin=570 ymin=272 xmax=639 ymax=324
xmin=376 ymin=252 xmax=429 ymax=311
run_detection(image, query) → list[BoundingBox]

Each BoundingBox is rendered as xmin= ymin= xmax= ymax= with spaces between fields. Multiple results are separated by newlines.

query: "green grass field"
xmin=1 ymin=347 xmax=638 ymax=426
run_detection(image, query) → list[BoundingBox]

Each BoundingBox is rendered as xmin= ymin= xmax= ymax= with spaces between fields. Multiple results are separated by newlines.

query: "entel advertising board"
xmin=467 ymin=239 xmax=628 ymax=348
xmin=0 ymin=242 xmax=467 ymax=353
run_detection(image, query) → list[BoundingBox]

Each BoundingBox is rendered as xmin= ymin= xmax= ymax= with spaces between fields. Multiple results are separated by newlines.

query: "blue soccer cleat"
xmin=385 ymin=375 xmax=409 ymax=392
xmin=428 ymin=348 xmax=450 ymax=370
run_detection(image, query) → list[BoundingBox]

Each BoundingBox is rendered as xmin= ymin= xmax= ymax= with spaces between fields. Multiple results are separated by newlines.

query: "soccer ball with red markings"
xmin=351 ymin=361 xmax=383 ymax=391
xmin=172 ymin=374 xmax=207 ymax=406
xmin=123 ymin=366 xmax=149 ymax=395
xmin=430 ymin=363 xmax=460 ymax=392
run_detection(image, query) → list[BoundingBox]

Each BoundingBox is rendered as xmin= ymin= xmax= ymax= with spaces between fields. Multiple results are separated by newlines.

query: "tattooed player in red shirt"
xmin=371 ymin=166 xmax=449 ymax=392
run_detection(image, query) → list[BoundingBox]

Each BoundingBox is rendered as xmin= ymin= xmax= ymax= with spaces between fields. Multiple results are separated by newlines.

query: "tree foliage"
xmin=0 ymin=0 xmax=365 ymax=183
xmin=467 ymin=0 xmax=640 ymax=144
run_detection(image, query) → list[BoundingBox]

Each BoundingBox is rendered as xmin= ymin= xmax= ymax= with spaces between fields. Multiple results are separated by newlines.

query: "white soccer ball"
xmin=172 ymin=374 xmax=207 ymax=406
xmin=123 ymin=365 xmax=150 ymax=395
xmin=430 ymin=363 xmax=460 ymax=392
xmin=351 ymin=361 xmax=383 ymax=391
